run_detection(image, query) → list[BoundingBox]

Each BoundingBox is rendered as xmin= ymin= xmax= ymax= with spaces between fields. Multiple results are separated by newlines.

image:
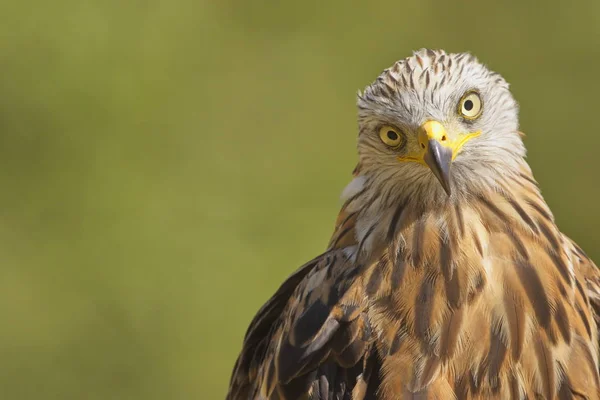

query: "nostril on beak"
xmin=420 ymin=143 xmax=426 ymax=149
xmin=441 ymin=135 xmax=447 ymax=141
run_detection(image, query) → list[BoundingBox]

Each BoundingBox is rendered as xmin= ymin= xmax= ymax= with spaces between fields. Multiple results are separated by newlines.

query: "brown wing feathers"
xmin=227 ymin=248 xmax=380 ymax=400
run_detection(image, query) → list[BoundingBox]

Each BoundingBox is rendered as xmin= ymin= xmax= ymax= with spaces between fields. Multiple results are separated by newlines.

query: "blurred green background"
xmin=1 ymin=0 xmax=599 ymax=398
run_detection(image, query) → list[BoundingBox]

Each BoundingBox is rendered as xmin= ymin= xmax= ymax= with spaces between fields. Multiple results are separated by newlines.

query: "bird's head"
xmin=357 ymin=49 xmax=524 ymax=202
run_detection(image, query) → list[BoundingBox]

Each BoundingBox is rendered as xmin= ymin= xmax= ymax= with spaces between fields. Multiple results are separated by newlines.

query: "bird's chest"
xmin=365 ymin=215 xmax=596 ymax=399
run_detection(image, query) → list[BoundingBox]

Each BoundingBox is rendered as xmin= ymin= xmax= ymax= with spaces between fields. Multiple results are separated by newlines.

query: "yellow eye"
xmin=379 ymin=126 xmax=404 ymax=148
xmin=458 ymin=91 xmax=483 ymax=119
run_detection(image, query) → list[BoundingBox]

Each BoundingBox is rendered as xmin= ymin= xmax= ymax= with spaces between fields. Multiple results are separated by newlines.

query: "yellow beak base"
xmin=397 ymin=120 xmax=481 ymax=196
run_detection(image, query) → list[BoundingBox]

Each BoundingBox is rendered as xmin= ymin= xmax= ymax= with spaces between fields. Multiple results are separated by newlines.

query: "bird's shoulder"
xmin=226 ymin=243 xmax=382 ymax=400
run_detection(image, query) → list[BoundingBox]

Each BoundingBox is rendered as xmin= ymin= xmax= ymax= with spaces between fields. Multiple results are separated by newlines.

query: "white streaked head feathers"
xmin=355 ymin=49 xmax=525 ymax=204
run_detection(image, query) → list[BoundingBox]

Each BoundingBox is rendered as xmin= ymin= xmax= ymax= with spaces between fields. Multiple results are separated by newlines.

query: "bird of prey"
xmin=227 ymin=49 xmax=600 ymax=399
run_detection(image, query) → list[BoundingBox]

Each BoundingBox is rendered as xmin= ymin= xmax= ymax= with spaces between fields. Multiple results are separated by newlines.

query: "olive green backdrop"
xmin=1 ymin=0 xmax=599 ymax=398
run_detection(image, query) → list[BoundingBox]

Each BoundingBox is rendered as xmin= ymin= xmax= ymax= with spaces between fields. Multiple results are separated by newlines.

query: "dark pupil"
xmin=387 ymin=131 xmax=398 ymax=141
xmin=464 ymin=100 xmax=474 ymax=111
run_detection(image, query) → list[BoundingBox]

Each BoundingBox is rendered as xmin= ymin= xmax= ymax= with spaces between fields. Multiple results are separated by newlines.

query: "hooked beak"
xmin=418 ymin=121 xmax=453 ymax=196
xmin=396 ymin=120 xmax=480 ymax=196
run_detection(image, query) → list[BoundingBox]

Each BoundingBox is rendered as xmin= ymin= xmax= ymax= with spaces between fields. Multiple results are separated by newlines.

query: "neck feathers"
xmin=330 ymin=161 xmax=555 ymax=268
